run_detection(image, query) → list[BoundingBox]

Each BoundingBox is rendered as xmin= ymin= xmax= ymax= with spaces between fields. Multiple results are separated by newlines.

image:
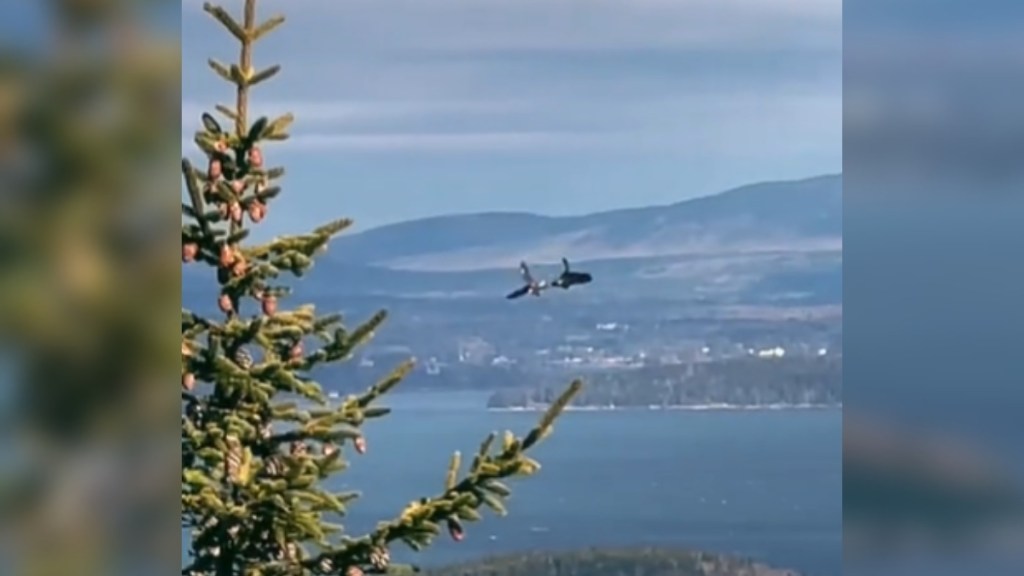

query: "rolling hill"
xmin=329 ymin=174 xmax=841 ymax=272
xmin=184 ymin=174 xmax=842 ymax=304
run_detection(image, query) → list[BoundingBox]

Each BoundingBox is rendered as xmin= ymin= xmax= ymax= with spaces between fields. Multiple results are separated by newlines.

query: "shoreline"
xmin=487 ymin=403 xmax=842 ymax=412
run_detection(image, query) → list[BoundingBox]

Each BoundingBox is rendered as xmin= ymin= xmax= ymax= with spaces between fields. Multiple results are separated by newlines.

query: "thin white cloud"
xmin=291 ymin=130 xmax=613 ymax=151
xmin=184 ymin=0 xmax=840 ymax=53
xmin=183 ymin=2 xmax=840 ymax=159
xmin=183 ymin=130 xmax=617 ymax=154
xmin=181 ymin=99 xmax=532 ymax=133
xmin=180 ymin=86 xmax=839 ymax=157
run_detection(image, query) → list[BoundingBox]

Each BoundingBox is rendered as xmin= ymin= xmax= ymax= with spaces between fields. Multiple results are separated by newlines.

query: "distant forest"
xmin=424 ymin=548 xmax=800 ymax=576
xmin=488 ymin=356 xmax=841 ymax=409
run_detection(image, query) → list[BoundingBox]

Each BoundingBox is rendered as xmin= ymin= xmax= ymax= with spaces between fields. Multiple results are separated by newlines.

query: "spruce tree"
xmin=180 ymin=2 xmax=582 ymax=575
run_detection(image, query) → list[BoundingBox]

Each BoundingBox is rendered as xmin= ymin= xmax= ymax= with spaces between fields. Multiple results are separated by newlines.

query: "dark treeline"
xmin=488 ymin=356 xmax=842 ymax=408
xmin=424 ymin=548 xmax=800 ymax=576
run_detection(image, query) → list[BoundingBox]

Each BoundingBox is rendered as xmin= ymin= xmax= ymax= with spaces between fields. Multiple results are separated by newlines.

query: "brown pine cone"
xmin=248 ymin=146 xmax=264 ymax=168
xmin=447 ymin=517 xmax=465 ymax=542
xmin=231 ymin=257 xmax=247 ymax=278
xmin=218 ymin=244 xmax=235 ymax=267
xmin=248 ymin=200 xmax=266 ymax=223
xmin=218 ymin=294 xmax=233 ymax=313
xmin=261 ymin=295 xmax=277 ymax=316
xmin=228 ymin=201 xmax=243 ymax=223
xmin=369 ymin=546 xmax=390 ymax=571
xmin=182 ymin=243 xmax=198 ymax=262
xmin=225 ymin=436 xmax=242 ymax=482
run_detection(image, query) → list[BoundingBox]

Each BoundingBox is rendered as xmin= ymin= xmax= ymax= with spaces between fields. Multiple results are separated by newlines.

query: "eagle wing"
xmin=506 ymin=285 xmax=530 ymax=300
xmin=519 ymin=261 xmax=533 ymax=284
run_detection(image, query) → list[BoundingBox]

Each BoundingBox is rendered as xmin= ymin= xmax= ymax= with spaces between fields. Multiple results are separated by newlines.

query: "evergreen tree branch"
xmin=206 ymin=58 xmax=234 ymax=84
xmin=305 ymin=380 xmax=583 ymax=574
xmin=262 ymin=113 xmax=295 ymax=140
xmin=183 ymin=3 xmax=582 ymax=575
xmin=214 ymin=104 xmax=239 ymax=122
xmin=235 ymin=0 xmax=257 ymax=138
xmin=252 ymin=14 xmax=287 ymax=41
xmin=202 ymin=2 xmax=248 ymax=42
xmin=248 ymin=64 xmax=282 ymax=87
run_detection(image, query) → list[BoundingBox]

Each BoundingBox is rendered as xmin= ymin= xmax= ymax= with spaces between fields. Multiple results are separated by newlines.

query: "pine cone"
xmin=231 ymin=258 xmax=247 ymax=278
xmin=233 ymin=347 xmax=253 ymax=370
xmin=354 ymin=436 xmax=367 ymax=455
xmin=248 ymin=200 xmax=266 ymax=223
xmin=182 ymin=242 xmax=198 ymax=262
xmin=225 ymin=436 xmax=242 ymax=482
xmin=369 ymin=546 xmax=390 ymax=571
xmin=261 ymin=295 xmax=277 ymax=316
xmin=228 ymin=201 xmax=243 ymax=223
xmin=289 ymin=441 xmax=307 ymax=457
xmin=317 ymin=557 xmax=334 ymax=574
xmin=248 ymin=146 xmax=263 ymax=168
xmin=446 ymin=518 xmax=464 ymax=542
xmin=218 ymin=244 xmax=235 ymax=267
xmin=264 ymin=455 xmax=284 ymax=476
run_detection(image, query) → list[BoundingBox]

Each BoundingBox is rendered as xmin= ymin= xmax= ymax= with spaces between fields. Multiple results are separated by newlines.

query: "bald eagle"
xmin=551 ymin=257 xmax=592 ymax=289
xmin=506 ymin=261 xmax=548 ymax=299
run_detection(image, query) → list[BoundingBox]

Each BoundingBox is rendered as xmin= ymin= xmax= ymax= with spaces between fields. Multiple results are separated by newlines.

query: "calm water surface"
xmin=184 ymin=391 xmax=842 ymax=576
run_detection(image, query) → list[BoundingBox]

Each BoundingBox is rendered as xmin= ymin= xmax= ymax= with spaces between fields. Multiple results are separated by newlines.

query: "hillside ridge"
xmin=331 ymin=173 xmax=841 ymax=271
xmin=357 ymin=173 xmax=842 ymax=233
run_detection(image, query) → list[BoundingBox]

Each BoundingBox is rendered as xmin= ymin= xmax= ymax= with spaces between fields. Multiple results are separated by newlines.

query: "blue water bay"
xmin=183 ymin=391 xmax=841 ymax=576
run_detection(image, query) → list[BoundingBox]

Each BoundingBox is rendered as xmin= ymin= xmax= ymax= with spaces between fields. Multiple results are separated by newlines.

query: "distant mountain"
xmin=183 ymin=174 xmax=842 ymax=305
xmin=330 ymin=174 xmax=841 ymax=271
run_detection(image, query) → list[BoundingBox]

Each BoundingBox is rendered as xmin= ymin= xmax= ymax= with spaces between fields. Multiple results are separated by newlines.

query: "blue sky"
xmin=182 ymin=0 xmax=841 ymax=234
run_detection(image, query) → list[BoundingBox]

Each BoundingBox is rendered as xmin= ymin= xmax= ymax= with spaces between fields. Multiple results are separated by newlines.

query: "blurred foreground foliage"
xmin=0 ymin=1 xmax=180 ymax=575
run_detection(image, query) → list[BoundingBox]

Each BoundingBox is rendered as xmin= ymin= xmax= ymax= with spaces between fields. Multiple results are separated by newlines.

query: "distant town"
xmin=301 ymin=297 xmax=842 ymax=410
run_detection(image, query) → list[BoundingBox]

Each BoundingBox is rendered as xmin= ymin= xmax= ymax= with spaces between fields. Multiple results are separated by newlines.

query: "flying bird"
xmin=506 ymin=261 xmax=548 ymax=299
xmin=551 ymin=257 xmax=592 ymax=290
